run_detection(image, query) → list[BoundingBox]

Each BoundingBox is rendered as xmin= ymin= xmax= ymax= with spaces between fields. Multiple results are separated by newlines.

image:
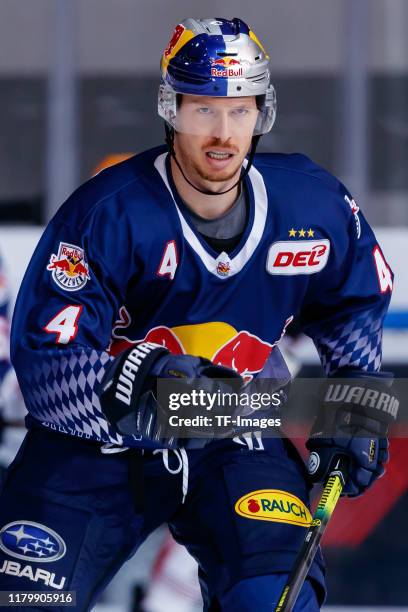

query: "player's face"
xmin=174 ymin=95 xmax=258 ymax=185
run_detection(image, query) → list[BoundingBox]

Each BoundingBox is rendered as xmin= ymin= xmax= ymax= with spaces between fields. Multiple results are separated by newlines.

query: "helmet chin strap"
xmin=164 ymin=123 xmax=261 ymax=196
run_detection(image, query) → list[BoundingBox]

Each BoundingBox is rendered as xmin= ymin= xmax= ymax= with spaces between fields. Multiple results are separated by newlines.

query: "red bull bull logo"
xmin=216 ymin=259 xmax=231 ymax=277
xmin=211 ymin=330 xmax=272 ymax=381
xmin=164 ymin=24 xmax=186 ymax=58
xmin=161 ymin=24 xmax=195 ymax=76
xmin=110 ymin=319 xmax=282 ymax=382
xmin=211 ymin=56 xmax=243 ymax=77
xmin=47 ymin=242 xmax=90 ymax=292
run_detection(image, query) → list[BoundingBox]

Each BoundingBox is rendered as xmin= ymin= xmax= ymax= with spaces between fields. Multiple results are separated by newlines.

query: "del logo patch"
xmin=47 ymin=242 xmax=90 ymax=291
xmin=266 ymin=240 xmax=330 ymax=275
xmin=235 ymin=489 xmax=312 ymax=527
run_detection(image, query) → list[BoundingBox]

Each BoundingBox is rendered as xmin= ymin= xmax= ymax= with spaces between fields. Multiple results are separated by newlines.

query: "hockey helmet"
xmin=158 ymin=18 xmax=276 ymax=136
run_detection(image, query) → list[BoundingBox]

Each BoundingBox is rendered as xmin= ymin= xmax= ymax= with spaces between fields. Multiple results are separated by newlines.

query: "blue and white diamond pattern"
xmin=22 ymin=349 xmax=123 ymax=445
xmin=314 ymin=311 xmax=384 ymax=375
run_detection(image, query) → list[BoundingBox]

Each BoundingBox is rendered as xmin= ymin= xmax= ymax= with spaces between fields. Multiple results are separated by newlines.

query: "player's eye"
xmin=197 ymin=107 xmax=212 ymax=115
xmin=231 ymin=107 xmax=250 ymax=116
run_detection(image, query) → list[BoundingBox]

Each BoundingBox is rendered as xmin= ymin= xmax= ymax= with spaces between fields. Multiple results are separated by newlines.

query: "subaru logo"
xmin=0 ymin=521 xmax=66 ymax=563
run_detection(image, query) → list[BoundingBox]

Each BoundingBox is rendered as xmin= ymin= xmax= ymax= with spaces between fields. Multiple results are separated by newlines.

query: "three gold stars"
xmin=288 ymin=228 xmax=314 ymax=238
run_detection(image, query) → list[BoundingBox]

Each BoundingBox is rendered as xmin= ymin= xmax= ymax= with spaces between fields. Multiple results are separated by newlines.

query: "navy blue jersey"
xmin=10 ymin=146 xmax=393 ymax=448
xmin=0 ymin=254 xmax=11 ymax=387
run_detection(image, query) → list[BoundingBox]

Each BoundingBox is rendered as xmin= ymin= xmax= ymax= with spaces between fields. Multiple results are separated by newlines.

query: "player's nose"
xmin=210 ymin=110 xmax=233 ymax=142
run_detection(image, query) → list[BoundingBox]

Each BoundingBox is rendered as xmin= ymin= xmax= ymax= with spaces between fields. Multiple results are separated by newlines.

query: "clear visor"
xmin=175 ymin=97 xmax=259 ymax=137
xmin=158 ymin=84 xmax=276 ymax=137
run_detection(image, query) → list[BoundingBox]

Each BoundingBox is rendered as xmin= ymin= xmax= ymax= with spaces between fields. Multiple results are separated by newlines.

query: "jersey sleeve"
xmin=10 ymin=195 xmax=136 ymax=445
xmin=0 ymin=255 xmax=11 ymax=384
xmin=299 ymin=186 xmax=393 ymax=375
xmin=0 ymin=254 xmax=13 ymax=429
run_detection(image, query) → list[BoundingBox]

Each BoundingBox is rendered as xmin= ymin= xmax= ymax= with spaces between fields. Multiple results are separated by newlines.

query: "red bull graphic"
xmin=144 ymin=326 xmax=185 ymax=355
xmin=216 ymin=259 xmax=231 ymax=277
xmin=47 ymin=242 xmax=90 ymax=292
xmin=109 ymin=310 xmax=186 ymax=357
xmin=164 ymin=24 xmax=186 ymax=58
xmin=212 ymin=57 xmax=241 ymax=66
xmin=109 ymin=317 xmax=293 ymax=382
xmin=211 ymin=330 xmax=272 ymax=381
xmin=211 ymin=56 xmax=243 ymax=77
xmin=161 ymin=24 xmax=194 ymax=76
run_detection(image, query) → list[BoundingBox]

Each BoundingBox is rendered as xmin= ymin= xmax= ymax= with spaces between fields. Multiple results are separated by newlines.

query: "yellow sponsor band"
xmin=235 ymin=489 xmax=312 ymax=527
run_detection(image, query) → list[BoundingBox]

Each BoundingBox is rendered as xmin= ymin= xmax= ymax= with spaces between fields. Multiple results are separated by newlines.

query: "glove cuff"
xmin=321 ymin=370 xmax=399 ymax=430
xmin=100 ymin=342 xmax=169 ymax=428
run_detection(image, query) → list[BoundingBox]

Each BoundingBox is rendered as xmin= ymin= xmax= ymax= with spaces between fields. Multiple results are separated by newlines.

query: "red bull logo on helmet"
xmin=161 ymin=24 xmax=195 ymax=76
xmin=211 ymin=56 xmax=243 ymax=77
xmin=164 ymin=24 xmax=186 ymax=58
xmin=47 ymin=242 xmax=90 ymax=292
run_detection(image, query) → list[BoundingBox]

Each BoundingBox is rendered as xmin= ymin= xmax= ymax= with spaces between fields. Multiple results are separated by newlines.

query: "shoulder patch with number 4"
xmin=47 ymin=242 xmax=90 ymax=291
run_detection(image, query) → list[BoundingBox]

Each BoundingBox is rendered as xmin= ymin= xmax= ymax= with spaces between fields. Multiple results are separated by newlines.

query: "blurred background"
xmin=0 ymin=1 xmax=407 ymax=610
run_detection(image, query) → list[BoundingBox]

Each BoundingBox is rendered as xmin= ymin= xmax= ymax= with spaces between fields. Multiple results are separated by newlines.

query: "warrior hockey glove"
xmin=306 ymin=369 xmax=398 ymax=497
xmin=99 ymin=342 xmax=243 ymax=447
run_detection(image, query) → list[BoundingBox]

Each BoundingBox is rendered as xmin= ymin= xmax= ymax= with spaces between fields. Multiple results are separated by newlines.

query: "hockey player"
xmin=0 ymin=18 xmax=396 ymax=611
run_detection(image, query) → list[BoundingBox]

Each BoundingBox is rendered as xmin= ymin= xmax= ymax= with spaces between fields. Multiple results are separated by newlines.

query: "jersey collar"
xmin=154 ymin=152 xmax=268 ymax=279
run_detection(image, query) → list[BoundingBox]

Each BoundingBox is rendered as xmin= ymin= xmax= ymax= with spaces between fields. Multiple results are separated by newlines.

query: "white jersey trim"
xmin=154 ymin=153 xmax=268 ymax=278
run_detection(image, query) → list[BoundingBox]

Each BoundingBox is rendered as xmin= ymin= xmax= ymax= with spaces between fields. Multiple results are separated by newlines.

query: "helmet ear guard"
xmin=254 ymin=85 xmax=277 ymax=135
xmin=158 ymin=83 xmax=177 ymax=130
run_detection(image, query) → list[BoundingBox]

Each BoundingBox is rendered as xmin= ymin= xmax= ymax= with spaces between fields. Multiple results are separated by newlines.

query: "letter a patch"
xmin=157 ymin=240 xmax=178 ymax=280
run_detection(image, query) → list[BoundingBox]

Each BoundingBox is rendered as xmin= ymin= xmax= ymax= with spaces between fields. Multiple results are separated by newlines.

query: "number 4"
xmin=373 ymin=246 xmax=393 ymax=293
xmin=44 ymin=305 xmax=83 ymax=344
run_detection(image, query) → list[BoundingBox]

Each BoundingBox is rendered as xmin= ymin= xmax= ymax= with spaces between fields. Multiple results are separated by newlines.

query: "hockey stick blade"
xmin=274 ymin=455 xmax=348 ymax=611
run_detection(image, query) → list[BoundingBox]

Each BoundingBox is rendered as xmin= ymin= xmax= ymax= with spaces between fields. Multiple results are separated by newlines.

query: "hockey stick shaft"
xmin=274 ymin=456 xmax=348 ymax=611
